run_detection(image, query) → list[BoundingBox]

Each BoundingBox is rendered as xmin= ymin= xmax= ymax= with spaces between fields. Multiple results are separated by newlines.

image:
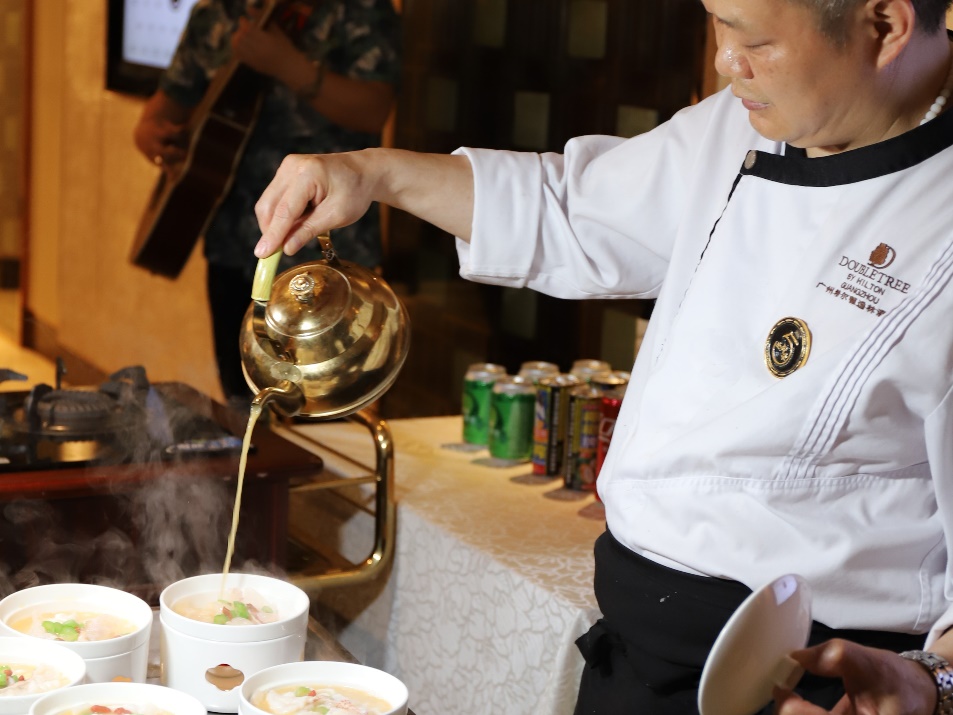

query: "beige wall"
xmin=29 ymin=1 xmax=223 ymax=399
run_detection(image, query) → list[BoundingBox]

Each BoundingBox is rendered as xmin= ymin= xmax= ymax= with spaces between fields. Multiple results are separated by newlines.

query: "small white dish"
xmin=239 ymin=661 xmax=408 ymax=715
xmin=698 ymin=574 xmax=812 ymax=715
xmin=29 ymin=682 xmax=206 ymax=715
xmin=0 ymin=584 xmax=153 ymax=684
xmin=159 ymin=573 xmax=310 ymax=713
xmin=0 ymin=637 xmax=86 ymax=715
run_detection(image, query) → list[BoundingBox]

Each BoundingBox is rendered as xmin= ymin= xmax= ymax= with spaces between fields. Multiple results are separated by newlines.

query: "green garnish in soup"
xmin=42 ymin=619 xmax=82 ymax=641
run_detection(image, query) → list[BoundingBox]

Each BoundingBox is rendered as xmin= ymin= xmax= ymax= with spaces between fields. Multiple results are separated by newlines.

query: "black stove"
xmin=0 ymin=364 xmax=324 ymax=601
xmin=0 ymin=365 xmax=244 ymax=473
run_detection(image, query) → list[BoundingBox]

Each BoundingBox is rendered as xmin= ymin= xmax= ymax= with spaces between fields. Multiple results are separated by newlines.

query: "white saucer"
xmin=698 ymin=574 xmax=812 ymax=715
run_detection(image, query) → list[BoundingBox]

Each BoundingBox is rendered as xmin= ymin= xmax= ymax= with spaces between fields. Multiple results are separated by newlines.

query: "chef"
xmin=253 ymin=0 xmax=953 ymax=712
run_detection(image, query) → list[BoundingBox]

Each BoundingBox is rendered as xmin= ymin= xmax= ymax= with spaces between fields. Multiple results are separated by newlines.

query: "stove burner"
xmin=0 ymin=366 xmax=247 ymax=471
xmin=35 ymin=390 xmax=121 ymax=435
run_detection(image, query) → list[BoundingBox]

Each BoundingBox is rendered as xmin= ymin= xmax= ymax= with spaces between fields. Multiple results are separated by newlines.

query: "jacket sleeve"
xmin=454 ymin=89 xmax=748 ymax=300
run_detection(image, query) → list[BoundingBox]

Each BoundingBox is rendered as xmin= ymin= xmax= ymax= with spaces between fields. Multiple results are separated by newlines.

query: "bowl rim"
xmin=0 ymin=585 xmax=152 ymax=658
xmin=28 ymin=681 xmax=207 ymax=715
xmin=0 ymin=636 xmax=87 ymax=711
xmin=159 ymin=573 xmax=310 ymax=644
xmin=239 ymin=660 xmax=409 ymax=715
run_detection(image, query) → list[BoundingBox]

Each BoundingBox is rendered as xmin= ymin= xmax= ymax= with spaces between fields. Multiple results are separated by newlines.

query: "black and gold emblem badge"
xmin=764 ymin=317 xmax=811 ymax=378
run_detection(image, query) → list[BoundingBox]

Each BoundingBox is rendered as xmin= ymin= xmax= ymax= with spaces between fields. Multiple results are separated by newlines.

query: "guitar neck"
xmin=188 ymin=0 xmax=281 ymax=133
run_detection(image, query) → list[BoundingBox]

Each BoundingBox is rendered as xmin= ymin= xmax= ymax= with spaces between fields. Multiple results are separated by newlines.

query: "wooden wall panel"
xmin=383 ymin=0 xmax=708 ymax=418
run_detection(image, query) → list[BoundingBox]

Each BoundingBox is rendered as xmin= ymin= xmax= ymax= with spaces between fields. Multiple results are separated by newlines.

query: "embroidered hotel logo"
xmin=815 ymin=243 xmax=909 ymax=318
xmin=869 ymin=243 xmax=896 ymax=269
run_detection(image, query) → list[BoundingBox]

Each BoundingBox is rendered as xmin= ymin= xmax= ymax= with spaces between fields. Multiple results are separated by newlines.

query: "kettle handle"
xmin=250 ymin=233 xmax=337 ymax=302
xmin=251 ymin=250 xmax=282 ymax=302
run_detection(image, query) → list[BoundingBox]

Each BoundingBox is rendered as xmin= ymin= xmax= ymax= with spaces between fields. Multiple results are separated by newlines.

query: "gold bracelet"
xmin=297 ymin=59 xmax=326 ymax=102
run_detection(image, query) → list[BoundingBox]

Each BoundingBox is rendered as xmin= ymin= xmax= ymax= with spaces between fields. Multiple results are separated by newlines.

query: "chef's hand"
xmin=772 ymin=639 xmax=936 ymax=715
xmin=254 ymin=149 xmax=476 ymax=258
xmin=254 ymin=152 xmax=375 ymax=257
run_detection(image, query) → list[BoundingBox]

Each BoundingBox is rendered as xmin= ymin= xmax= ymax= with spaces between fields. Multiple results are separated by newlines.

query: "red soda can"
xmin=596 ymin=384 xmax=628 ymax=479
xmin=532 ymin=374 xmax=580 ymax=476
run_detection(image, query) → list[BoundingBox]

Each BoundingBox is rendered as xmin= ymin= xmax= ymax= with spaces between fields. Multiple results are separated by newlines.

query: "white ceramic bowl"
xmin=29 ymin=682 xmax=206 ymax=715
xmin=0 ymin=585 xmax=153 ymax=684
xmin=0 ymin=637 xmax=86 ymax=715
xmin=239 ymin=661 xmax=409 ymax=715
xmin=159 ymin=573 xmax=310 ymax=714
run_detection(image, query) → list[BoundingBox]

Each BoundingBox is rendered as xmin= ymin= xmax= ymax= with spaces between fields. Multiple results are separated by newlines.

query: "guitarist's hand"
xmin=231 ymin=16 xmax=308 ymax=88
xmin=133 ymin=91 xmax=190 ymax=171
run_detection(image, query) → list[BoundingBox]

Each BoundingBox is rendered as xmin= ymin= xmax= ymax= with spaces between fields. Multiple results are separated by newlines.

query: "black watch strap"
xmin=899 ymin=650 xmax=953 ymax=715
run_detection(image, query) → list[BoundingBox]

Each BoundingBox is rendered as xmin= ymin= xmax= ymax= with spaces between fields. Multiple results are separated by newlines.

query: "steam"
xmin=0 ymin=500 xmax=137 ymax=597
xmin=0 ymin=369 xmax=289 ymax=602
xmin=129 ymin=473 xmax=232 ymax=589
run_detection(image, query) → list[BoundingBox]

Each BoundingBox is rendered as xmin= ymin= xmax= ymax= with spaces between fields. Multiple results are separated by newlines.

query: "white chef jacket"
xmin=454 ymin=87 xmax=953 ymax=645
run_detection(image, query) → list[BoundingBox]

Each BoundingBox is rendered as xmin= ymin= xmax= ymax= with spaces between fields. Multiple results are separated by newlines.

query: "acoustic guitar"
xmin=130 ymin=1 xmax=280 ymax=279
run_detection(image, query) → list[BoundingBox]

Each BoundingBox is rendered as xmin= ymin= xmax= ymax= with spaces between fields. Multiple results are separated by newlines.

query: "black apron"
xmin=573 ymin=529 xmax=924 ymax=715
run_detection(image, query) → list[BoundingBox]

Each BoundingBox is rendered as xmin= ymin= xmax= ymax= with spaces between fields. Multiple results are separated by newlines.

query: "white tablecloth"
xmin=278 ymin=416 xmax=605 ymax=715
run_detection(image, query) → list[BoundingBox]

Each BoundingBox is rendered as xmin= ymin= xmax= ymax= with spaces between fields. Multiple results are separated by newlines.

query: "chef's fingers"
xmin=255 ymin=153 xmax=371 ymax=257
xmin=787 ymin=640 xmax=937 ymax=715
xmin=255 ymin=155 xmax=327 ymax=256
xmin=771 ymin=687 xmax=831 ymax=714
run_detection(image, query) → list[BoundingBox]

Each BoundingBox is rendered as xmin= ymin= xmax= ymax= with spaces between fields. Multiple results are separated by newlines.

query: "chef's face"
xmin=705 ymin=0 xmax=875 ymax=153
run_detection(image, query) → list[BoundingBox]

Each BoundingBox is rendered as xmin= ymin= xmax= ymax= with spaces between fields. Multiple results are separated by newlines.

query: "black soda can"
xmin=564 ymin=384 xmax=603 ymax=491
xmin=531 ymin=374 xmax=580 ymax=476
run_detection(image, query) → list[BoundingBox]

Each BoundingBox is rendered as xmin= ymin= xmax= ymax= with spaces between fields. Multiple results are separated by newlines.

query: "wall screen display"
xmin=106 ymin=0 xmax=202 ymax=95
xmin=122 ymin=0 xmax=202 ymax=68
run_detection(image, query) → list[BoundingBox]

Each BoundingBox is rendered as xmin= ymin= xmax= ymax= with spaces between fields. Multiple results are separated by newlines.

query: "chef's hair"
xmin=790 ymin=0 xmax=952 ymax=43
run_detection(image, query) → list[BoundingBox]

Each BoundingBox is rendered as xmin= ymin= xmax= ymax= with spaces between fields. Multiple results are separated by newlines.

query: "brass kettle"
xmin=239 ymin=234 xmax=410 ymax=419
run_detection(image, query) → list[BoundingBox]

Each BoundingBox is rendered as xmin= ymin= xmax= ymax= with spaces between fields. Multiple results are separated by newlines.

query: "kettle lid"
xmin=264 ymin=264 xmax=351 ymax=339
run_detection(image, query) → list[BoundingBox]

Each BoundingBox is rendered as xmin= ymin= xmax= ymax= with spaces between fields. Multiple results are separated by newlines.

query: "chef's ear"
xmin=862 ymin=0 xmax=917 ymax=70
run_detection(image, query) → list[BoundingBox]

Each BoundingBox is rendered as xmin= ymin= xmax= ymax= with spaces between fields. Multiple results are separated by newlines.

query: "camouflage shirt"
xmin=160 ymin=0 xmax=401 ymax=279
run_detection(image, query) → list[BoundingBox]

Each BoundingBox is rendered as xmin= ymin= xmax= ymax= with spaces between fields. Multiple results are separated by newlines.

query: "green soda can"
xmin=518 ymin=361 xmax=560 ymax=385
xmin=462 ymin=363 xmax=506 ymax=445
xmin=488 ymin=375 xmax=537 ymax=460
xmin=569 ymin=359 xmax=611 ymax=384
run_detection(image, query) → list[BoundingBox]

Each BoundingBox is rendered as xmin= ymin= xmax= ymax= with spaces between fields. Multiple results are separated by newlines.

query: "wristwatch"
xmin=899 ymin=650 xmax=953 ymax=715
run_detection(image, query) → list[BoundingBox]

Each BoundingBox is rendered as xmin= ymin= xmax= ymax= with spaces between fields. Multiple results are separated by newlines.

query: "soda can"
xmin=488 ymin=375 xmax=537 ymax=461
xmin=596 ymin=381 xmax=629 ymax=488
xmin=518 ymin=361 xmax=560 ymax=385
xmin=570 ymin=359 xmax=611 ymax=384
xmin=462 ymin=363 xmax=506 ymax=445
xmin=564 ymin=384 xmax=603 ymax=491
xmin=531 ymin=374 xmax=580 ymax=476
xmin=590 ymin=371 xmax=629 ymax=393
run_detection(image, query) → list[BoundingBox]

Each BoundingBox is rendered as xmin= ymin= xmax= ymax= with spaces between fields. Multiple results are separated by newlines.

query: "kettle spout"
xmin=251 ymin=379 xmax=306 ymax=417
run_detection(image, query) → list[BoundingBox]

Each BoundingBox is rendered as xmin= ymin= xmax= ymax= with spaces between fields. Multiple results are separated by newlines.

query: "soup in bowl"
xmin=239 ymin=662 xmax=408 ymax=715
xmin=28 ymin=682 xmax=205 ymax=715
xmin=0 ymin=637 xmax=86 ymax=715
xmin=159 ymin=573 xmax=309 ymax=714
xmin=0 ymin=585 xmax=153 ymax=684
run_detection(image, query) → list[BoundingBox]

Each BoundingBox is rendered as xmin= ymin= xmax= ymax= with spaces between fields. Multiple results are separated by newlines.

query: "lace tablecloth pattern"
xmin=281 ymin=415 xmax=605 ymax=715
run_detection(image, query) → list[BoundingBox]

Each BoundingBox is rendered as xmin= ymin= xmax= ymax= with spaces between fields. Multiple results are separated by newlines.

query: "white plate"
xmin=698 ymin=574 xmax=812 ymax=715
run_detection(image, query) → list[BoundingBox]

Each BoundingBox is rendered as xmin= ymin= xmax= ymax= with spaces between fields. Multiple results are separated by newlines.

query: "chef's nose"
xmin=714 ymin=43 xmax=751 ymax=80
